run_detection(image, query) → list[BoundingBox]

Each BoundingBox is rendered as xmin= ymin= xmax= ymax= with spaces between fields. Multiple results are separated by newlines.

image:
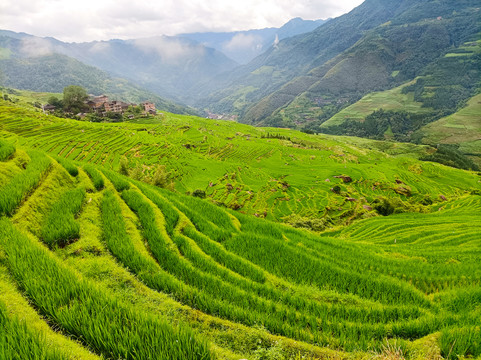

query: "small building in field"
xmin=43 ymin=104 xmax=56 ymax=112
xmin=142 ymin=102 xmax=156 ymax=114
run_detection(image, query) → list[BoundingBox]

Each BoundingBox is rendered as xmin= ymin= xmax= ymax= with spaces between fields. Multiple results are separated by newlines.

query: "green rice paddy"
xmin=0 ymin=95 xmax=480 ymax=359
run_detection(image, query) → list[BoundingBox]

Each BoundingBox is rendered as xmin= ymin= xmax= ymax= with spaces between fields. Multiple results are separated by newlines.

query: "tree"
xmin=47 ymin=96 xmax=63 ymax=109
xmin=63 ymin=85 xmax=87 ymax=113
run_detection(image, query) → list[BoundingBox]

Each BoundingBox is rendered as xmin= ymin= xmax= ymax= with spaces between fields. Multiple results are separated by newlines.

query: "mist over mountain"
xmin=0 ymin=30 xmax=238 ymax=105
xmin=180 ymin=18 xmax=328 ymax=64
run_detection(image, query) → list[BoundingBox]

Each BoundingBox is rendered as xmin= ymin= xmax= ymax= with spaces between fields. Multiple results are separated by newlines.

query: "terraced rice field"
xmin=0 ymin=138 xmax=480 ymax=359
xmin=1 ymin=101 xmax=480 ymax=231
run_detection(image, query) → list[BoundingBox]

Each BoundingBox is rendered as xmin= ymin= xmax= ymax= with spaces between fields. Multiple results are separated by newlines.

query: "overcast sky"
xmin=0 ymin=0 xmax=364 ymax=43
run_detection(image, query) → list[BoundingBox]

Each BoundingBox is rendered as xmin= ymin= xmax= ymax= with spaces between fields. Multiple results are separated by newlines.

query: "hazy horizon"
xmin=0 ymin=0 xmax=364 ymax=43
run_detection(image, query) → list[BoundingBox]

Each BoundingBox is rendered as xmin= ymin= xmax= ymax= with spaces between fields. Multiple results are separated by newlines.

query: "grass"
xmin=0 ymin=300 xmax=69 ymax=360
xmin=0 ymin=150 xmax=51 ymax=216
xmin=83 ymin=164 xmax=105 ymax=190
xmin=420 ymin=93 xmax=481 ymax=166
xmin=322 ymin=80 xmax=434 ymax=128
xmin=0 ymin=139 xmax=15 ymax=161
xmin=0 ymin=217 xmax=213 ymax=360
xmin=41 ymin=187 xmax=86 ymax=248
xmin=53 ymin=155 xmax=79 ymax=177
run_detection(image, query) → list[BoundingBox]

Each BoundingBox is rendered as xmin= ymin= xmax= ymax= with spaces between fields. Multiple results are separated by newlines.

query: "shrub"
xmin=192 ymin=189 xmax=206 ymax=198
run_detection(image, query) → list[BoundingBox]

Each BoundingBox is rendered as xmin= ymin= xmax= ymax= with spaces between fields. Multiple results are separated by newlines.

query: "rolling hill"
xmin=0 ymin=93 xmax=480 ymax=359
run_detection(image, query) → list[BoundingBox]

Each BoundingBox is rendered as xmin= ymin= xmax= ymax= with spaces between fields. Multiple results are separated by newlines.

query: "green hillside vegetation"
xmin=314 ymin=36 xmax=481 ymax=169
xmin=0 ymin=126 xmax=480 ymax=358
xmin=2 ymin=93 xmax=480 ymax=231
xmin=321 ymin=80 xmax=434 ymax=128
xmin=420 ymin=93 xmax=481 ymax=167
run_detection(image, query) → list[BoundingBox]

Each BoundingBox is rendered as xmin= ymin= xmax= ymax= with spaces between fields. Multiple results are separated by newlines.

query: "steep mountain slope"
xmin=180 ymin=17 xmax=327 ymax=64
xmin=201 ymin=0 xmax=480 ymax=127
xmin=315 ymin=36 xmax=481 ymax=167
xmin=419 ymin=93 xmax=481 ymax=167
xmin=0 ymin=35 xmax=197 ymax=115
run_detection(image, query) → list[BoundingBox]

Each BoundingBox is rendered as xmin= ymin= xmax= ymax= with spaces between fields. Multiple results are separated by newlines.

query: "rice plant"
xmin=41 ymin=187 xmax=86 ymax=248
xmin=0 ymin=301 xmax=69 ymax=360
xmin=101 ymin=168 xmax=130 ymax=191
xmin=53 ymin=155 xmax=78 ymax=177
xmin=0 ymin=139 xmax=15 ymax=161
xmin=0 ymin=217 xmax=214 ymax=360
xmin=0 ymin=150 xmax=51 ymax=216
xmin=83 ymin=164 xmax=104 ymax=191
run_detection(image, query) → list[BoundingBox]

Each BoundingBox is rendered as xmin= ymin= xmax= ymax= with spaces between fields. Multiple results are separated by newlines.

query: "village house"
xmin=45 ymin=94 xmax=157 ymax=118
xmin=105 ymin=100 xmax=129 ymax=113
xmin=142 ymin=102 xmax=156 ymax=115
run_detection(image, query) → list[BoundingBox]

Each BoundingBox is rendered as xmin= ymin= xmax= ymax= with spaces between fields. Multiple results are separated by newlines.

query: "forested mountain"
xmin=199 ymin=0 xmax=480 ymax=129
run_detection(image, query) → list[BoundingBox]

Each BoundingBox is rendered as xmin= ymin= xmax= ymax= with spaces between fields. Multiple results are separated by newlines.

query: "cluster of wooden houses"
xmin=86 ymin=95 xmax=156 ymax=116
xmin=44 ymin=95 xmax=156 ymax=117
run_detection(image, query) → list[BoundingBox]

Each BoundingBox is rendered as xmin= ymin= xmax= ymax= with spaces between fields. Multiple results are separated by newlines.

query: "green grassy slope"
xmin=1 ymin=95 xmax=480 ymax=232
xmin=321 ymin=80 xmax=434 ymax=127
xmin=419 ymin=93 xmax=481 ymax=166
xmin=0 ymin=138 xmax=480 ymax=359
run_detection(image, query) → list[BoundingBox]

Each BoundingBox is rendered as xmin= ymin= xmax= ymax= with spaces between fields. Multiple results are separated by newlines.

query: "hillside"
xmin=0 ymin=34 xmax=198 ymax=115
xmin=419 ymin=93 xmax=481 ymax=167
xmin=2 ymin=94 xmax=480 ymax=229
xmin=1 ymin=102 xmax=480 ymax=359
xmin=312 ymin=36 xmax=481 ymax=167
xmin=200 ymin=0 xmax=480 ymax=128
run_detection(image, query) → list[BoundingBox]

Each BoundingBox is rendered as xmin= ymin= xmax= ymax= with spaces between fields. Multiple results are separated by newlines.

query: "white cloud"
xmin=20 ymin=37 xmax=53 ymax=57
xmin=0 ymin=0 xmax=364 ymax=43
xmin=134 ymin=36 xmax=205 ymax=64
xmin=223 ymin=34 xmax=262 ymax=52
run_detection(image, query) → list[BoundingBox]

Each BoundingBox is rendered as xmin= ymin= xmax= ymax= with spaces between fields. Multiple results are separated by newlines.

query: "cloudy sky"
xmin=0 ymin=0 xmax=364 ymax=43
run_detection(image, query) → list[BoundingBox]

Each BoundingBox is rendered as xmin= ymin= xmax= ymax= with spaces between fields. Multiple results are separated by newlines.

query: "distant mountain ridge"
xmin=0 ymin=31 xmax=238 ymax=104
xmin=180 ymin=17 xmax=328 ymax=64
xmin=0 ymin=18 xmax=327 ymax=106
